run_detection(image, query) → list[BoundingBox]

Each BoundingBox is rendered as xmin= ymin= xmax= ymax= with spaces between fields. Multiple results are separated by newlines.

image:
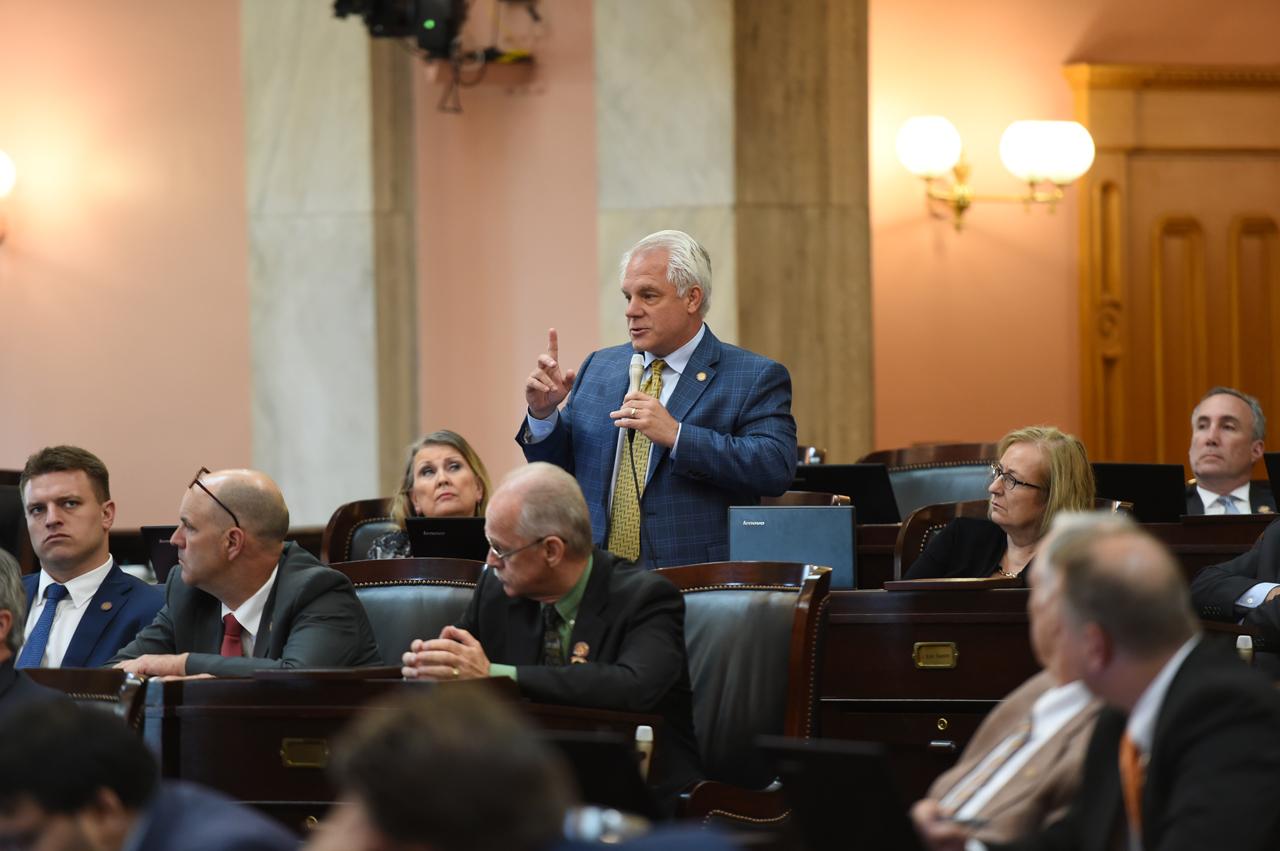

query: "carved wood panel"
xmin=1070 ymin=65 xmax=1280 ymax=475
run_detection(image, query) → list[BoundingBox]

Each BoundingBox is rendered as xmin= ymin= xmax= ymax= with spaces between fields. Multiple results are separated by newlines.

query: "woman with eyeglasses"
xmin=903 ymin=426 xmax=1095 ymax=582
xmin=365 ymin=430 xmax=493 ymax=559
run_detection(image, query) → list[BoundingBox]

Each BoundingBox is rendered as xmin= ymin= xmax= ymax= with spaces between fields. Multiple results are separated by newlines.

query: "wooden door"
xmin=1071 ymin=65 xmax=1280 ymax=476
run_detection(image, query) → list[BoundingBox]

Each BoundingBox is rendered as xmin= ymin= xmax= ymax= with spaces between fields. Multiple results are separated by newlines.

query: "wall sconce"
xmin=0 ymin=149 xmax=15 ymax=245
xmin=896 ymin=117 xmax=1095 ymax=230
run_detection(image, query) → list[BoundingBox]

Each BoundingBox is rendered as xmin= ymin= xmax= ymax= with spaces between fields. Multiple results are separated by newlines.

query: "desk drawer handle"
xmin=929 ymin=740 xmax=957 ymax=753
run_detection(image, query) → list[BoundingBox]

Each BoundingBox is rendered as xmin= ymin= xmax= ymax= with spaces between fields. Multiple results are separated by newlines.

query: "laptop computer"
xmin=1091 ymin=462 xmax=1187 ymax=523
xmin=404 ymin=516 xmax=490 ymax=560
xmin=789 ymin=463 xmax=901 ymax=524
xmin=758 ymin=735 xmax=926 ymax=851
xmin=140 ymin=525 xmax=180 ymax=584
xmin=728 ymin=505 xmax=856 ymax=588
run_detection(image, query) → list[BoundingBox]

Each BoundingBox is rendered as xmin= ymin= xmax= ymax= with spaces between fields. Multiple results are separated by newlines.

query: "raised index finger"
xmin=547 ymin=328 xmax=559 ymax=365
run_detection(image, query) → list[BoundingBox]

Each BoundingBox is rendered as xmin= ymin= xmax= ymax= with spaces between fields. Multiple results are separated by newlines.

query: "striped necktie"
xmin=608 ymin=360 xmax=665 ymax=562
xmin=938 ymin=719 xmax=1033 ymax=817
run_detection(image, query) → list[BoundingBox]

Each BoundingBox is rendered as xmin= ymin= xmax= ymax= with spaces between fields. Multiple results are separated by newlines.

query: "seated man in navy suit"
xmin=1185 ymin=387 xmax=1276 ymax=514
xmin=520 ymin=230 xmax=797 ymax=568
xmin=0 ymin=701 xmax=297 ymax=851
xmin=17 ymin=446 xmax=163 ymax=669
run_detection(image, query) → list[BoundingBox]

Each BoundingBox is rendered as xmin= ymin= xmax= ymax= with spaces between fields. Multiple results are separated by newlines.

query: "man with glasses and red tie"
xmin=110 ymin=467 xmax=380 ymax=677
xmin=17 ymin=446 xmax=163 ymax=669
xmin=400 ymin=462 xmax=703 ymax=813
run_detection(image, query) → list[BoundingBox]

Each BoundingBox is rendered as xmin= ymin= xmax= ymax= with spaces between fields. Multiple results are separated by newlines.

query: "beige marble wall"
xmin=241 ymin=0 xmax=380 ymax=524
xmin=594 ymin=0 xmax=738 ymax=346
xmin=736 ymin=0 xmax=872 ymax=462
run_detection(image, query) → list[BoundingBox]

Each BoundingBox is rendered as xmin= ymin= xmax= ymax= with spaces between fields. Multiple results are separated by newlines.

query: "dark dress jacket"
xmin=1184 ymin=480 xmax=1276 ymax=515
xmin=991 ymin=639 xmax=1280 ymax=851
xmin=22 ymin=559 xmax=165 ymax=668
xmin=456 ymin=548 xmax=703 ymax=806
xmin=1190 ymin=517 xmax=1280 ymax=654
xmin=108 ymin=542 xmax=382 ymax=675
xmin=135 ymin=781 xmax=298 ymax=851
xmin=903 ymin=516 xmax=1011 ymax=581
xmin=0 ymin=656 xmax=65 ymax=716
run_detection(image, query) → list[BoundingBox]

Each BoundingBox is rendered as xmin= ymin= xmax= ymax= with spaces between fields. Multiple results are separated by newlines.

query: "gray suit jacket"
xmin=108 ymin=542 xmax=381 ymax=675
xmin=925 ymin=670 xmax=1103 ymax=845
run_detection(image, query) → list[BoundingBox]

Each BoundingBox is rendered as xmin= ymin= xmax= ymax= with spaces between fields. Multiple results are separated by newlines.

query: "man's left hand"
xmin=114 ymin=653 xmax=190 ymax=678
xmin=401 ymin=626 xmax=491 ymax=681
xmin=612 ymin=391 xmax=679 ymax=448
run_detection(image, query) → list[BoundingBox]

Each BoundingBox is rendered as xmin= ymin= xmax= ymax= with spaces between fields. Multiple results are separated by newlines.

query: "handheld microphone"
xmin=629 ymin=353 xmax=644 ymax=395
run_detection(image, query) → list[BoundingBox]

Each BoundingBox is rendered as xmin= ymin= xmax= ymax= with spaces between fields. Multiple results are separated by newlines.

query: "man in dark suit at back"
xmin=401 ymin=462 xmax=703 ymax=811
xmin=918 ymin=516 xmax=1280 ymax=851
xmin=519 ymin=230 xmax=797 ymax=568
xmin=0 ymin=701 xmax=297 ymax=851
xmin=18 ymin=446 xmax=163 ymax=669
xmin=110 ymin=467 xmax=381 ymax=676
xmin=1185 ymin=387 xmax=1275 ymax=515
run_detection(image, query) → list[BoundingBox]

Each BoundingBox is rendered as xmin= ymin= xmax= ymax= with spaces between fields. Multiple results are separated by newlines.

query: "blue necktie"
xmin=1218 ymin=495 xmax=1242 ymax=515
xmin=16 ymin=584 xmax=68 ymax=669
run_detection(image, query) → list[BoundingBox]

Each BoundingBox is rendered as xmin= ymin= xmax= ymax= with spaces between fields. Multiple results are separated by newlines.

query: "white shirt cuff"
xmin=670 ymin=423 xmax=682 ymax=458
xmin=1236 ymin=582 xmax=1280 ymax=611
xmin=525 ymin=409 xmax=558 ymax=442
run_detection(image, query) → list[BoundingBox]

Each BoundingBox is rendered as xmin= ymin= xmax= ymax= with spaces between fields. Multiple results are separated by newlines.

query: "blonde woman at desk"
xmin=904 ymin=426 xmax=1095 ymax=584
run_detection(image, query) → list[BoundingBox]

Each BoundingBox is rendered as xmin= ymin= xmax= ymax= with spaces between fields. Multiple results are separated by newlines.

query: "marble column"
xmin=241 ymin=0 xmax=417 ymax=524
xmin=594 ymin=0 xmax=738 ymax=346
xmin=735 ymin=0 xmax=872 ymax=462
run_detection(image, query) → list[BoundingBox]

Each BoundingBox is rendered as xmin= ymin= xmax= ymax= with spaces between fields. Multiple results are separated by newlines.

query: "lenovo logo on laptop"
xmin=742 ymin=520 xmax=766 ymax=526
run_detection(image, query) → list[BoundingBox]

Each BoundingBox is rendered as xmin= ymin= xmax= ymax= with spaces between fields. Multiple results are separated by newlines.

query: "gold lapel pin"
xmin=100 ymin=602 xmax=113 ymax=611
xmin=696 ymin=372 xmax=707 ymax=381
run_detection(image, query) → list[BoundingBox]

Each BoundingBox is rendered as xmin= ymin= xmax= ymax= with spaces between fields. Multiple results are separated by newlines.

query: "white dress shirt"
xmin=24 ymin=556 xmax=114 ymax=668
xmin=1196 ymin=482 xmax=1252 ymax=515
xmin=526 ymin=323 xmax=706 ymax=511
xmin=942 ymin=680 xmax=1094 ymax=821
xmin=219 ymin=567 xmax=278 ymax=658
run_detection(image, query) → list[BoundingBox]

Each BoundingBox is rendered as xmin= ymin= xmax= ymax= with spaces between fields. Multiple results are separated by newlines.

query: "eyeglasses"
xmin=989 ymin=464 xmax=1046 ymax=493
xmin=190 ymin=467 xmax=241 ymax=528
xmin=487 ymin=535 xmax=548 ymax=563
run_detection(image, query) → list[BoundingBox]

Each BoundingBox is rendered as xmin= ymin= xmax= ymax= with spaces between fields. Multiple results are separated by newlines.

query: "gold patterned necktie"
xmin=608 ymin=360 xmax=665 ymax=562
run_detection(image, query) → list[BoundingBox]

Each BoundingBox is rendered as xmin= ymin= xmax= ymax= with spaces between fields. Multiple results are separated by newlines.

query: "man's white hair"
xmin=619 ymin=230 xmax=713 ymax=317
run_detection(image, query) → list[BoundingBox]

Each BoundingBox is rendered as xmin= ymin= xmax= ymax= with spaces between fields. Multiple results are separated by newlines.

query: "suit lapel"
xmin=650 ymin=329 xmax=720 ymax=471
xmin=599 ymin=350 xmax=631 ymax=501
xmin=505 ymin=595 xmax=544 ymax=666
xmin=566 ymin=553 xmax=614 ymax=662
xmin=60 ymin=562 xmax=128 ymax=668
xmin=254 ymin=556 xmax=285 ymax=658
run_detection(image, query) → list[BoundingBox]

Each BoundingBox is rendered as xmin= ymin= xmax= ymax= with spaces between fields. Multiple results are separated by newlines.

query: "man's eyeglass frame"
xmin=487 ymin=535 xmax=549 ymax=563
xmin=190 ymin=467 xmax=241 ymax=529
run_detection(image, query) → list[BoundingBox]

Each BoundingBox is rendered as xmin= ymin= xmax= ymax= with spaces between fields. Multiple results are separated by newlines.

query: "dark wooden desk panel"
xmin=856 ymin=524 xmax=900 ymax=589
xmin=1148 ymin=515 xmax=1274 ymax=580
xmin=820 ymin=588 xmax=1039 ymax=799
xmin=142 ymin=675 xmax=661 ymax=827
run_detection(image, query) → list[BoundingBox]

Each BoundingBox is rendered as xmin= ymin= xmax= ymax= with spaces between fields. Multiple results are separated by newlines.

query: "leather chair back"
xmin=26 ymin=668 xmax=146 ymax=729
xmin=889 ymin=466 xmax=993 ymax=517
xmin=334 ymin=558 xmax=485 ymax=667
xmin=656 ymin=563 xmax=831 ymax=791
xmin=321 ymin=498 xmax=397 ymax=564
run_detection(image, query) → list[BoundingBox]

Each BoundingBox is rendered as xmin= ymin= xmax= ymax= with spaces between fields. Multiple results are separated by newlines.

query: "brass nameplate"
xmin=280 ymin=738 xmax=329 ymax=769
xmin=912 ymin=642 xmax=958 ymax=669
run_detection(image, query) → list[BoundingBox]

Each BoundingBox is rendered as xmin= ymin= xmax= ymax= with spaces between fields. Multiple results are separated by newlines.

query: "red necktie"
xmin=1119 ymin=731 xmax=1145 ymax=840
xmin=221 ymin=614 xmax=243 ymax=657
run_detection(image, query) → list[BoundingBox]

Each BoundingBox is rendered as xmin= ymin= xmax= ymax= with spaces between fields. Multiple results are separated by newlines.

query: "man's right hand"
xmin=525 ymin=328 xmax=577 ymax=420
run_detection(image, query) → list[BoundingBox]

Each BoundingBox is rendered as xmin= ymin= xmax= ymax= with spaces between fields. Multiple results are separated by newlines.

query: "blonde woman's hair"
xmin=996 ymin=426 xmax=1095 ymax=536
xmin=390 ymin=431 xmax=492 ymax=528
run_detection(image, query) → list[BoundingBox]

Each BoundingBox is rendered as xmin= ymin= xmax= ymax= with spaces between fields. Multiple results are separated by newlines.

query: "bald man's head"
xmin=495 ymin=463 xmax=593 ymax=559
xmin=203 ymin=470 xmax=290 ymax=546
xmin=1053 ymin=524 xmax=1198 ymax=659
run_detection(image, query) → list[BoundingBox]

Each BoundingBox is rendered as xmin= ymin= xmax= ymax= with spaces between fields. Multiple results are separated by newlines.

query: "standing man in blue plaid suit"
xmin=519 ymin=230 xmax=797 ymax=569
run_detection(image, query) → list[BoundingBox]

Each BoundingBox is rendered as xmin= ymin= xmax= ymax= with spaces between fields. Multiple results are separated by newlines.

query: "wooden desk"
xmin=1149 ymin=515 xmax=1274 ymax=581
xmin=819 ymin=587 xmax=1038 ymax=800
xmin=141 ymin=674 xmax=662 ymax=831
xmin=857 ymin=524 xmax=899 ymax=589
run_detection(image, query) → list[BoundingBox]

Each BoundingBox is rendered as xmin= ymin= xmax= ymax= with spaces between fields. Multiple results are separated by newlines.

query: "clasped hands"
xmin=525 ymin=328 xmax=677 ymax=448
xmin=402 ymin=625 xmax=491 ymax=681
xmin=114 ymin=653 xmax=215 ymax=682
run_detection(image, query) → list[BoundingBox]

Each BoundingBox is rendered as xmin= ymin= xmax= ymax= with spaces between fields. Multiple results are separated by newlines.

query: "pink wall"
xmin=413 ymin=0 xmax=598 ymax=485
xmin=0 ymin=2 xmax=251 ymax=527
xmin=870 ymin=0 xmax=1280 ymax=451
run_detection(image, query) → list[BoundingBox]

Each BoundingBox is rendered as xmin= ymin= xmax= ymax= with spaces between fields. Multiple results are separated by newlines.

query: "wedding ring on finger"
xmin=631 ymin=407 xmax=637 ymax=418
xmin=451 ymin=667 xmax=459 ymax=678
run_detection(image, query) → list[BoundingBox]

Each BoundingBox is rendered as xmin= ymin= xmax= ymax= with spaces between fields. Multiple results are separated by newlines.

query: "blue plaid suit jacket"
xmin=518 ymin=326 xmax=797 ymax=568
